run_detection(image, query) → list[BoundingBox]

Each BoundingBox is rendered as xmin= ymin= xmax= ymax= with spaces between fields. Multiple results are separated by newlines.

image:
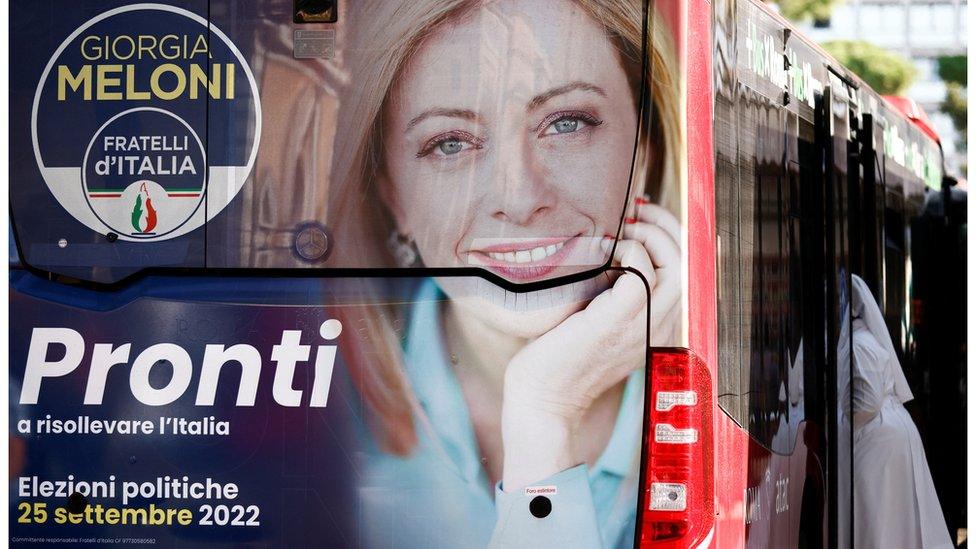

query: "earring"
xmin=388 ymin=231 xmax=422 ymax=268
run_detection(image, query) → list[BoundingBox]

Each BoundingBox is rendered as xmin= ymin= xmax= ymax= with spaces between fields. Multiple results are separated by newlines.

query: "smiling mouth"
xmin=484 ymin=241 xmax=566 ymax=264
xmin=467 ymin=235 xmax=597 ymax=281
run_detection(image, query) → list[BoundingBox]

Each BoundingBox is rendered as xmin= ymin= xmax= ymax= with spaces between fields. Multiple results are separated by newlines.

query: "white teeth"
xmin=484 ymin=241 xmax=567 ymax=264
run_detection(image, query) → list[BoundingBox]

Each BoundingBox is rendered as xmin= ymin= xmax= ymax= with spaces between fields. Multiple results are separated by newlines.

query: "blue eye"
xmin=552 ymin=118 xmax=580 ymax=134
xmin=438 ymin=138 xmax=464 ymax=155
xmin=538 ymin=112 xmax=602 ymax=137
xmin=417 ymin=132 xmax=482 ymax=158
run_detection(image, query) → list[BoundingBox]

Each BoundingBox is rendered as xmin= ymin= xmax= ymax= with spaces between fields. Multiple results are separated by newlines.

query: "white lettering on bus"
xmin=19 ymin=321 xmax=342 ymax=408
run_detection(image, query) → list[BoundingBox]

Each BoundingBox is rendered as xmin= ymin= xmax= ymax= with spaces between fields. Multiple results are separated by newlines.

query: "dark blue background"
xmin=9 ymin=273 xmax=424 ymax=546
xmin=10 ymin=1 xmax=258 ymax=283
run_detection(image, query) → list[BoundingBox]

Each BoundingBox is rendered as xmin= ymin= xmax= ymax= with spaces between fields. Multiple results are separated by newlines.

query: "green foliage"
xmin=942 ymin=82 xmax=967 ymax=146
xmin=776 ymin=0 xmax=843 ymax=23
xmin=937 ymin=55 xmax=967 ymax=87
xmin=936 ymin=56 xmax=967 ymax=156
xmin=822 ymin=40 xmax=918 ymax=95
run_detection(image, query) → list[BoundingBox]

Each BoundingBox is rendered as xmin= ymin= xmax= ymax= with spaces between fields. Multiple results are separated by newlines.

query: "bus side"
xmin=711 ymin=0 xmax=831 ymax=546
xmin=707 ymin=0 xmax=946 ymax=547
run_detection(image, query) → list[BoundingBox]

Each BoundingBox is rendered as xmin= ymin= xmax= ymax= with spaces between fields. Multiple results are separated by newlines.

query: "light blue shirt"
xmin=357 ymin=280 xmax=645 ymax=548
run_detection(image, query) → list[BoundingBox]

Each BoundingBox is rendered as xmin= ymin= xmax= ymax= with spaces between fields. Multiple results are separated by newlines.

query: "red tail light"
xmin=641 ymin=348 xmax=714 ymax=548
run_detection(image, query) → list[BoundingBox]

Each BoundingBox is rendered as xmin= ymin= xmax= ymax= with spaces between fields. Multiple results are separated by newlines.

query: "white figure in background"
xmin=846 ymin=274 xmax=952 ymax=549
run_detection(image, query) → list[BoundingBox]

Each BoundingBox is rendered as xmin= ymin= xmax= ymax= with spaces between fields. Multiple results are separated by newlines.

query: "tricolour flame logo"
xmin=130 ymin=182 xmax=158 ymax=234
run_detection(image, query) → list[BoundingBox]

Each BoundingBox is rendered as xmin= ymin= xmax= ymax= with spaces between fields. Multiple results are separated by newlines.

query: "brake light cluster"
xmin=641 ymin=348 xmax=714 ymax=548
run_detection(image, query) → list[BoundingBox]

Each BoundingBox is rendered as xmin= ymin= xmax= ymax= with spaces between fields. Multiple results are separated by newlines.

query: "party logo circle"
xmin=32 ymin=4 xmax=261 ymax=241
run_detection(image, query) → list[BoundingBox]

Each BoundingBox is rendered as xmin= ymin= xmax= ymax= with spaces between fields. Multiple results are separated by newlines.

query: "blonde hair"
xmin=328 ymin=0 xmax=683 ymax=454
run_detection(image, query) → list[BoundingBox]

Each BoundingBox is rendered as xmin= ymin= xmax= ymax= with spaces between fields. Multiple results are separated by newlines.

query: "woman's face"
xmin=381 ymin=0 xmax=640 ymax=336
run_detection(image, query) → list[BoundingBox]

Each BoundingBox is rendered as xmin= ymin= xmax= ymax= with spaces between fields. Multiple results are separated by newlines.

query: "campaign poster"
xmin=9 ymin=1 xmax=689 ymax=546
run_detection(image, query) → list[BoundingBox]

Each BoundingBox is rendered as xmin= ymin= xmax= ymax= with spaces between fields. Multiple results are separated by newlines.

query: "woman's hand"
xmin=499 ymin=202 xmax=681 ymax=490
xmin=624 ymin=202 xmax=681 ymax=347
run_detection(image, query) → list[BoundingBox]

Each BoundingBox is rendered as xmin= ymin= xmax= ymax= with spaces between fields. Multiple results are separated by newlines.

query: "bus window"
xmin=884 ymin=188 xmax=907 ymax=362
xmin=737 ymin=86 xmax=760 ymax=439
xmin=715 ymin=82 xmax=795 ymax=453
xmin=12 ymin=1 xmax=654 ymax=287
xmin=750 ymin=91 xmax=793 ymax=454
xmin=715 ymin=89 xmax=742 ymax=423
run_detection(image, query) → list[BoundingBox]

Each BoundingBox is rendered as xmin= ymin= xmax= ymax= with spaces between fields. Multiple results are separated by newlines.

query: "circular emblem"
xmin=31 ymin=4 xmax=261 ymax=242
xmin=293 ymin=222 xmax=332 ymax=263
xmin=82 ymin=108 xmax=207 ymax=239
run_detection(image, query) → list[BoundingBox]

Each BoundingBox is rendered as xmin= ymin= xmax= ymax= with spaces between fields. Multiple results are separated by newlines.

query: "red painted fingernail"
xmin=635 ymin=197 xmax=650 ymax=205
xmin=624 ymin=217 xmax=637 ymax=224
